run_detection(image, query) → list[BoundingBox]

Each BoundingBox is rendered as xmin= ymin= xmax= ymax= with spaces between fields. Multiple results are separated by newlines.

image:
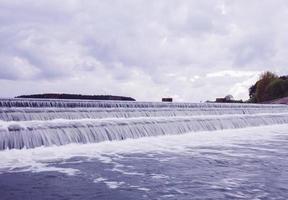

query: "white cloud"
xmin=206 ymin=70 xmax=260 ymax=78
xmin=0 ymin=0 xmax=288 ymax=102
xmin=228 ymin=73 xmax=261 ymax=100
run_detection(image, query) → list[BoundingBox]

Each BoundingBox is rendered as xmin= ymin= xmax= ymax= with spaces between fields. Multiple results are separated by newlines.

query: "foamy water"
xmin=0 ymin=125 xmax=287 ymax=199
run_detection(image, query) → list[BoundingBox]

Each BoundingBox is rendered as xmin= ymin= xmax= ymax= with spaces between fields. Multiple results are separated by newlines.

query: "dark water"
xmin=0 ymin=126 xmax=288 ymax=200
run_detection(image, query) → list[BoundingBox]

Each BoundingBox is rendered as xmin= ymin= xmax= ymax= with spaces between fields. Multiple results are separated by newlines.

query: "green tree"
xmin=255 ymin=71 xmax=278 ymax=102
xmin=248 ymin=82 xmax=258 ymax=103
xmin=266 ymin=79 xmax=286 ymax=100
xmin=283 ymin=80 xmax=288 ymax=97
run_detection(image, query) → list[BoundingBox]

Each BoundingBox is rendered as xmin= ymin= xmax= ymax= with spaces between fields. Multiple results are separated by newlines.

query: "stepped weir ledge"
xmin=1 ymin=98 xmax=288 ymax=150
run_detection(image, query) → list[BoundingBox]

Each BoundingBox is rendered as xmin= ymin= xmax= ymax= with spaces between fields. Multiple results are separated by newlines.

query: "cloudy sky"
xmin=0 ymin=0 xmax=288 ymax=102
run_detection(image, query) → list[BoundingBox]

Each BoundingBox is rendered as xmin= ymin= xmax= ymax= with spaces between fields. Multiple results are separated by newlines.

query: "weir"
xmin=0 ymin=98 xmax=288 ymax=150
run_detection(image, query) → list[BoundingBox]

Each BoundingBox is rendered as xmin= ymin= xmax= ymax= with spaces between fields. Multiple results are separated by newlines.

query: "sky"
xmin=0 ymin=0 xmax=288 ymax=102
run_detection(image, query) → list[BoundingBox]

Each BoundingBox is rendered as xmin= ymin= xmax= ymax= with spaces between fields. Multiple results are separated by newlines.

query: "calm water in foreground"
xmin=0 ymin=125 xmax=288 ymax=200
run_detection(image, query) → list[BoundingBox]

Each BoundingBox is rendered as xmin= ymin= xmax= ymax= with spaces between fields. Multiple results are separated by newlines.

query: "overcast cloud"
xmin=0 ymin=0 xmax=288 ymax=102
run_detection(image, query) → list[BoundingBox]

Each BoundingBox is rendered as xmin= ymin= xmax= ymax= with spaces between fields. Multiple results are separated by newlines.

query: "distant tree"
xmin=224 ymin=95 xmax=234 ymax=101
xmin=247 ymin=71 xmax=288 ymax=103
xmin=266 ymin=79 xmax=286 ymax=100
xmin=255 ymin=71 xmax=278 ymax=102
xmin=279 ymin=75 xmax=288 ymax=80
xmin=249 ymin=83 xmax=257 ymax=98
xmin=16 ymin=93 xmax=136 ymax=101
xmin=283 ymin=80 xmax=288 ymax=96
xmin=248 ymin=82 xmax=258 ymax=103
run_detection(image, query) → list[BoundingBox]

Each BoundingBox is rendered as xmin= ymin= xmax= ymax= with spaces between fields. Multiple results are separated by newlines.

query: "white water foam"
xmin=0 ymin=124 xmax=287 ymax=176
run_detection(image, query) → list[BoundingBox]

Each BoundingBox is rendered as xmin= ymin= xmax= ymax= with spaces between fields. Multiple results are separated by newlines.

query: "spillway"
xmin=0 ymin=98 xmax=288 ymax=150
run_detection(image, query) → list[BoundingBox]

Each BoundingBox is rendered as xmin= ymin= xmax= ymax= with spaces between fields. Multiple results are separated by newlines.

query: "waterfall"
xmin=0 ymin=98 xmax=288 ymax=150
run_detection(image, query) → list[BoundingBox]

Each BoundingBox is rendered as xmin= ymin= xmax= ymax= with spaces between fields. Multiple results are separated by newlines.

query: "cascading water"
xmin=0 ymin=98 xmax=288 ymax=150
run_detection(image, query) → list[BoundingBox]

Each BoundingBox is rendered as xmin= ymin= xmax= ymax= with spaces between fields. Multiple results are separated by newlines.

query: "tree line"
xmin=248 ymin=71 xmax=288 ymax=103
xmin=16 ymin=93 xmax=136 ymax=101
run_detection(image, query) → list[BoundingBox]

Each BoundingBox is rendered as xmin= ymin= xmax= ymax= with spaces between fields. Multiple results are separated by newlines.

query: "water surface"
xmin=0 ymin=125 xmax=287 ymax=200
